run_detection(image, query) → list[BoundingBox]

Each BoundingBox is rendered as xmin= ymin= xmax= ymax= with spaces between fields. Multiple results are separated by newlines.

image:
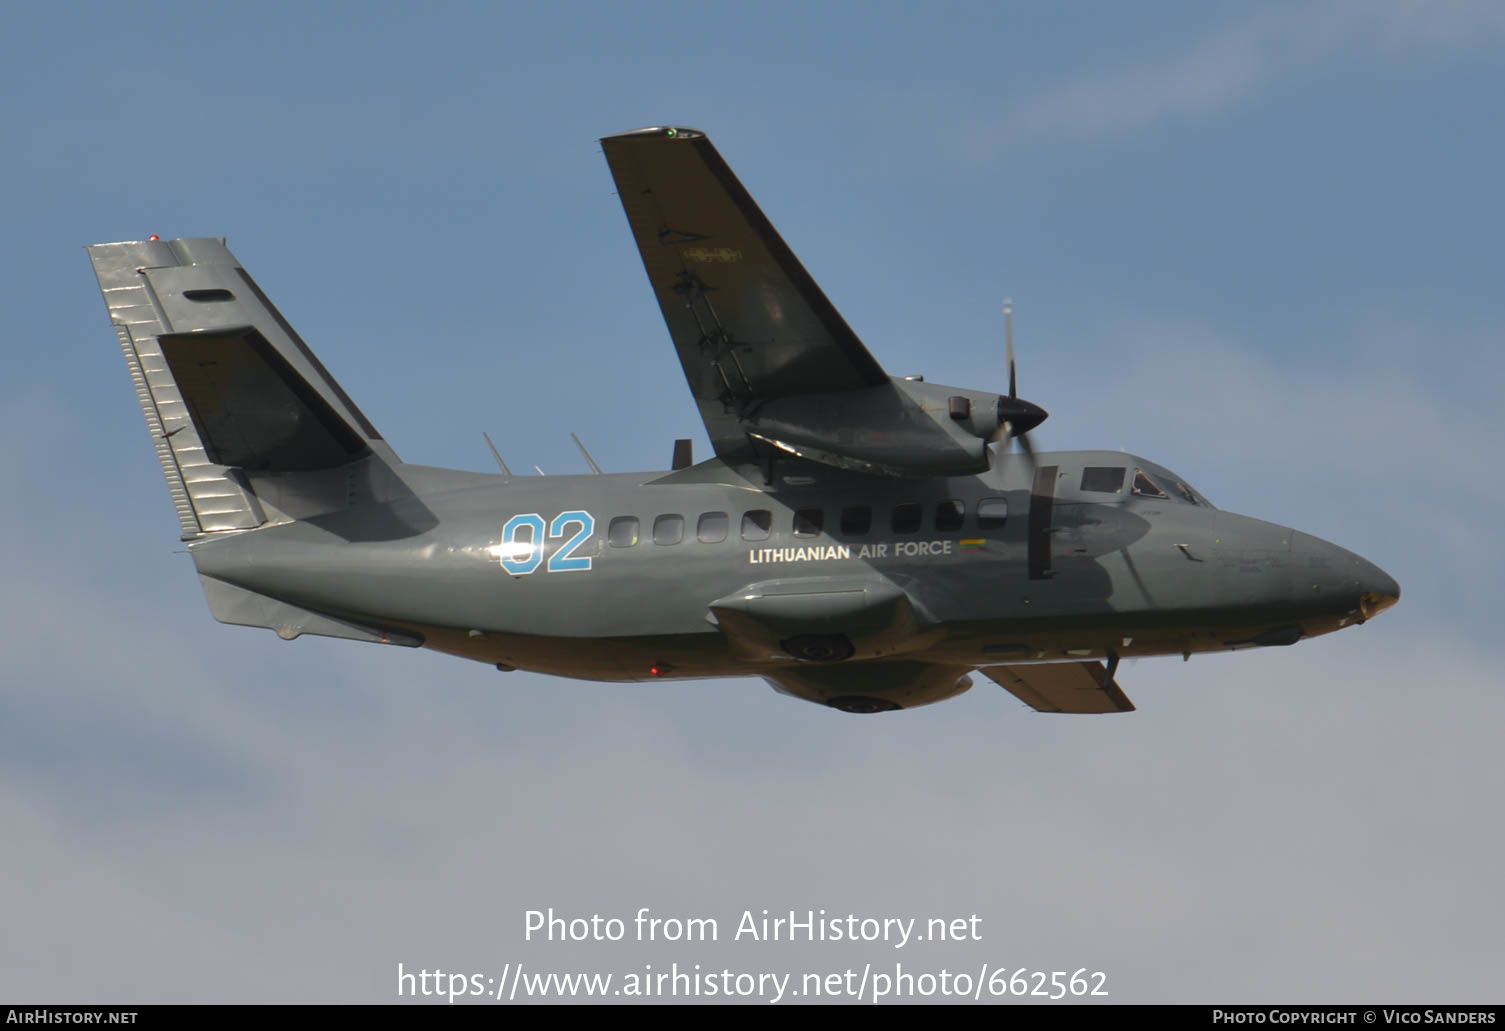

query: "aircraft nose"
xmin=1292 ymin=531 xmax=1400 ymax=623
xmin=1357 ymin=561 xmax=1401 ymax=621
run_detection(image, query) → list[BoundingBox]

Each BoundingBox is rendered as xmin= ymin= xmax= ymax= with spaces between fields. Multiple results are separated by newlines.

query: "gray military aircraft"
xmin=88 ymin=126 xmax=1399 ymax=715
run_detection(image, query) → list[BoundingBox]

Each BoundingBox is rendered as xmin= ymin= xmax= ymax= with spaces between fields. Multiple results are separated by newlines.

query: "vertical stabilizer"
xmin=87 ymin=237 xmax=396 ymax=538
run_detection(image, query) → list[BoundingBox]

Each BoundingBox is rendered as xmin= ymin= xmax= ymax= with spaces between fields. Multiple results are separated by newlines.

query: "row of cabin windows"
xmin=606 ymin=498 xmax=1009 ymax=549
xmin=609 ymin=472 xmax=1204 ymax=549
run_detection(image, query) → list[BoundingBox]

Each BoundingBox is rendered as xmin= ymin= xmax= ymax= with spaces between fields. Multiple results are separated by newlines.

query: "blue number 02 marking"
xmin=547 ymin=511 xmax=595 ymax=572
xmin=499 ymin=513 xmax=545 ymax=575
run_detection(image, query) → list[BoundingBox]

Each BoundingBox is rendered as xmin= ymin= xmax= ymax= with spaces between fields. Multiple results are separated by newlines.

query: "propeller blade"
xmin=1015 ymin=428 xmax=1037 ymax=474
xmin=986 ymin=419 xmax=1036 ymax=477
xmin=990 ymin=298 xmax=1040 ymax=478
xmin=1004 ymin=298 xmax=1017 ymax=399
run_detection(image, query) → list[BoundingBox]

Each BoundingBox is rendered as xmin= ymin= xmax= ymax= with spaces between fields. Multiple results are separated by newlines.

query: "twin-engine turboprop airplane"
xmin=88 ymin=126 xmax=1399 ymax=714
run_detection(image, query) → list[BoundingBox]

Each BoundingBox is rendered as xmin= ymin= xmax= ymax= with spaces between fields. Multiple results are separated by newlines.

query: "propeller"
xmin=1006 ymin=296 xmax=1017 ymax=399
xmin=988 ymin=299 xmax=1047 ymax=471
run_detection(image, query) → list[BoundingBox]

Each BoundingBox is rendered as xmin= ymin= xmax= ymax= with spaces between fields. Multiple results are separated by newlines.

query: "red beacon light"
xmin=148 ymin=235 xmax=159 ymax=241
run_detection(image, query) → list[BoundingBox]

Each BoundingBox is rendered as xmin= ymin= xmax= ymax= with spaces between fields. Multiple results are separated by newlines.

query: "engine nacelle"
xmin=743 ymin=377 xmax=1043 ymax=478
xmin=709 ymin=575 xmax=937 ymax=663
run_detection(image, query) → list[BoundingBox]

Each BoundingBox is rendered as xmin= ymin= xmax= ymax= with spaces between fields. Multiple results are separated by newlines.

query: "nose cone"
xmin=1357 ymin=561 xmax=1401 ymax=621
xmin=1293 ymin=532 xmax=1401 ymax=623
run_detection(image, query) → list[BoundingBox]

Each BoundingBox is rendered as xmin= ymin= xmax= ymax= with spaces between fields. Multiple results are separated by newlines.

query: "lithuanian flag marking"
xmin=960 ymin=539 xmax=986 ymax=552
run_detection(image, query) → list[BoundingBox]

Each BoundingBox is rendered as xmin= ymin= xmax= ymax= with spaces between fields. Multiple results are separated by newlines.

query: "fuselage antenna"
xmin=571 ymin=432 xmax=604 ymax=475
xmin=482 ymin=432 xmax=512 ymax=476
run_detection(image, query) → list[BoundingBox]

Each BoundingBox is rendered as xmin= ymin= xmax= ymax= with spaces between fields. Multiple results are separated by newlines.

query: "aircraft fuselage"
xmin=189 ymin=448 xmax=1398 ymax=693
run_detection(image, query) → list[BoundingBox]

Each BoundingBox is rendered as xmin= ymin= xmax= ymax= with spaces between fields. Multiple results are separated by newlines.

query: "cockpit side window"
xmin=1131 ymin=470 xmax=1168 ymax=499
xmin=1081 ymin=467 xmax=1126 ymax=493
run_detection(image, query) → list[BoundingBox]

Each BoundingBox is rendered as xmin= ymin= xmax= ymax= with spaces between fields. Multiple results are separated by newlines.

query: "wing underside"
xmin=600 ymin=127 xmax=887 ymax=464
xmin=981 ymin=662 xmax=1137 ymax=714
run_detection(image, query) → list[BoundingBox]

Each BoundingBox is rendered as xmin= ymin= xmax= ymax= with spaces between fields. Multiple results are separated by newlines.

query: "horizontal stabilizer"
xmin=199 ymin=575 xmax=422 ymax=647
xmin=981 ymin=661 xmax=1136 ymax=714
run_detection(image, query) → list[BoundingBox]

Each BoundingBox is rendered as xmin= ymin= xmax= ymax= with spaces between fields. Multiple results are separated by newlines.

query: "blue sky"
xmin=3 ymin=0 xmax=1502 ymax=1003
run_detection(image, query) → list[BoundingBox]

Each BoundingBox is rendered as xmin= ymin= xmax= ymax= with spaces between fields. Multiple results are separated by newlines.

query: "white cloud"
xmin=979 ymin=1 xmax=1505 ymax=149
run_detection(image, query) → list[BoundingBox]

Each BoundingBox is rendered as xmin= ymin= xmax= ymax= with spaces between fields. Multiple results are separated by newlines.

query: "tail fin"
xmin=87 ymin=237 xmax=398 ymax=538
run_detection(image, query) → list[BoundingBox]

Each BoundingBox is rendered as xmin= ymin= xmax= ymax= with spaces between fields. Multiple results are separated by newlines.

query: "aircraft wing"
xmin=980 ymin=662 xmax=1137 ymax=714
xmin=600 ymin=127 xmax=888 ymax=465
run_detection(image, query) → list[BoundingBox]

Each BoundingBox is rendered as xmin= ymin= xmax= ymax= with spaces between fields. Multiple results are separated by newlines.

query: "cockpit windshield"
xmin=1131 ymin=470 xmax=1167 ymax=499
xmin=1132 ymin=467 xmax=1215 ymax=508
xmin=1170 ymin=479 xmax=1206 ymax=506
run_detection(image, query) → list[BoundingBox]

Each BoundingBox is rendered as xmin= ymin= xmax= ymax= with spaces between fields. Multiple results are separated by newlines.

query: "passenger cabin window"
xmin=977 ymin=497 xmax=1008 ymax=529
xmin=935 ymin=499 xmax=965 ymax=532
xmin=1081 ymin=467 xmax=1126 ymax=493
xmin=653 ymin=514 xmax=684 ymax=546
xmin=741 ymin=510 xmax=772 ymax=542
xmin=697 ymin=511 xmax=728 ymax=543
xmin=793 ymin=508 xmax=824 ymax=538
xmin=607 ymin=516 xmax=639 ymax=548
xmin=1132 ymin=471 xmax=1168 ymax=499
xmin=840 ymin=505 xmax=872 ymax=537
xmin=892 ymin=502 xmax=922 ymax=535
